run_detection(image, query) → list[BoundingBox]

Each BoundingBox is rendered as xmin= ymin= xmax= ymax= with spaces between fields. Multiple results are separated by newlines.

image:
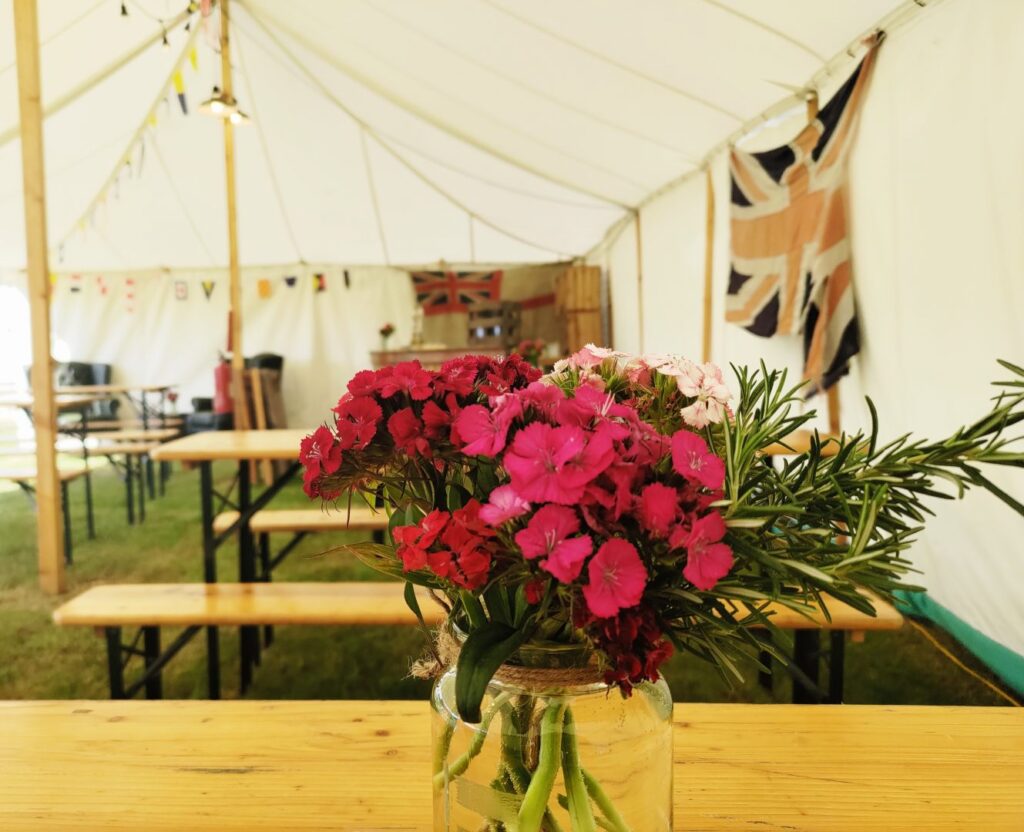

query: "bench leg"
xmin=125 ymin=456 xmax=135 ymax=525
xmin=137 ymin=456 xmax=146 ymax=523
xmin=828 ymin=631 xmax=846 ymax=704
xmin=60 ymin=480 xmax=73 ymax=565
xmin=159 ymin=460 xmax=169 ymax=496
xmin=260 ymin=532 xmax=274 ymax=648
xmin=105 ymin=627 xmax=126 ymax=699
xmin=146 ymin=456 xmax=156 ymax=500
xmin=757 ymin=631 xmax=773 ymax=695
xmin=143 ymin=627 xmax=163 ymax=699
xmin=791 ymin=630 xmax=822 ymax=704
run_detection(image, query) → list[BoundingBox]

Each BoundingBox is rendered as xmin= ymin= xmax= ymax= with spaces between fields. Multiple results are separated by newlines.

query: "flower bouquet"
xmin=516 ymin=338 xmax=547 ymax=369
xmin=301 ymin=347 xmax=1024 ymax=830
xmin=379 ymin=322 xmax=396 ymax=351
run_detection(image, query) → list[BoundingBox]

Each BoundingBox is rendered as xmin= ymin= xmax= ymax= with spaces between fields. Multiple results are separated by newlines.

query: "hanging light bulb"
xmin=199 ymin=86 xmax=251 ymax=124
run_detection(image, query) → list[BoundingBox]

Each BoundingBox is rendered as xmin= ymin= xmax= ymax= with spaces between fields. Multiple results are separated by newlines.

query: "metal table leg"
xmin=60 ymin=480 xmax=72 ymax=565
xmin=143 ymin=627 xmax=163 ymax=699
xmin=105 ymin=627 xmax=126 ymax=699
xmin=237 ymin=460 xmax=257 ymax=692
xmin=125 ymin=455 xmax=135 ymax=525
xmin=792 ymin=630 xmax=822 ymax=704
xmin=828 ymin=631 xmax=846 ymax=704
xmin=199 ymin=461 xmax=221 ymax=699
xmin=80 ymin=411 xmax=95 ymax=539
xmin=136 ymin=455 xmax=146 ymax=523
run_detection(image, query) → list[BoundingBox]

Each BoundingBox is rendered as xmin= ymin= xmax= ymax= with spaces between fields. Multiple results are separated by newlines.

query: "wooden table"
xmin=0 ymin=392 xmax=107 ymax=412
xmin=151 ymin=430 xmax=310 ymax=698
xmin=0 ymin=700 xmax=1020 ymax=831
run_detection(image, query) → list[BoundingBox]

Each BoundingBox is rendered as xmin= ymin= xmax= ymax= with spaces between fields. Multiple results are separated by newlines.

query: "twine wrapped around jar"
xmin=411 ymin=627 xmax=608 ymax=690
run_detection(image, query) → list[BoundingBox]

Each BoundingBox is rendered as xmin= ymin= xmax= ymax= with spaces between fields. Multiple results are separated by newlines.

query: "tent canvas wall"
xmin=0 ymin=0 xmax=1020 ymax=690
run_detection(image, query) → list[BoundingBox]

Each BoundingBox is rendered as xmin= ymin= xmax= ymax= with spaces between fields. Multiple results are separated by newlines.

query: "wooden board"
xmin=82 ymin=428 xmax=179 ymax=442
xmin=0 ymin=468 xmax=88 ymax=484
xmin=87 ymin=418 xmax=184 ymax=429
xmin=0 ymin=700 xmax=1021 ymax=831
xmin=88 ymin=442 xmax=159 ymax=456
xmin=0 ymin=393 xmax=106 ymax=412
xmin=213 ymin=506 xmax=389 ymax=535
xmin=150 ymin=429 xmax=309 ymax=462
xmin=52 ymin=582 xmax=442 ymax=628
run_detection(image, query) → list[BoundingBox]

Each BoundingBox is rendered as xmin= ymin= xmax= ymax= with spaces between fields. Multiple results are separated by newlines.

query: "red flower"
xmin=388 ymin=407 xmax=430 ymax=456
xmin=680 ymin=512 xmax=734 ymax=591
xmin=671 ymin=430 xmax=725 ymax=490
xmin=299 ymin=426 xmax=342 ymax=478
xmin=378 ymin=361 xmax=434 ymax=401
xmin=421 ymin=400 xmax=452 ymax=440
xmin=334 ymin=396 xmax=382 ymax=450
xmin=582 ymin=539 xmax=647 ymax=618
xmin=437 ymin=356 xmax=481 ymax=397
xmin=347 ymin=369 xmax=384 ymax=397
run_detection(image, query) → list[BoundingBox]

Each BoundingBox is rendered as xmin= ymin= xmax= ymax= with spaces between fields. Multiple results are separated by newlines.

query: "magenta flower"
xmin=637 ymin=482 xmax=679 ymax=538
xmin=681 ymin=512 xmax=734 ymax=591
xmin=582 ymin=539 xmax=647 ymax=618
xmin=377 ymin=360 xmax=434 ymax=401
xmin=479 ymin=485 xmax=530 ymax=526
xmin=455 ymin=404 xmax=512 ymax=457
xmin=671 ymin=430 xmax=726 ymax=490
xmin=514 ymin=505 xmax=593 ymax=583
xmin=503 ymin=423 xmax=613 ymax=504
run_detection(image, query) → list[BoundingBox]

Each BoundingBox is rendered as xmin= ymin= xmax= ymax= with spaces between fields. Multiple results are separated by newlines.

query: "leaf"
xmin=455 ymin=623 xmax=526 ymax=723
xmin=403 ymin=581 xmax=428 ymax=630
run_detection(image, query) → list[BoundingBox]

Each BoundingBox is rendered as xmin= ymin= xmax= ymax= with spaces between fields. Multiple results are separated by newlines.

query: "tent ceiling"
xmin=0 ymin=0 xmax=906 ymax=270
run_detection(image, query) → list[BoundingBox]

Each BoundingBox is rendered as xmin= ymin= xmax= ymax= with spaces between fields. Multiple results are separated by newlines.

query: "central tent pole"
xmin=14 ymin=0 xmax=66 ymax=594
xmin=220 ymin=0 xmax=247 ymax=425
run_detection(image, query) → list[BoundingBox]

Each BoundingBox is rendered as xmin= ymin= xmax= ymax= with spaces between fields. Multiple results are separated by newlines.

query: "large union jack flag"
xmin=410 ymin=269 xmax=503 ymax=316
xmin=727 ymin=38 xmax=879 ymax=394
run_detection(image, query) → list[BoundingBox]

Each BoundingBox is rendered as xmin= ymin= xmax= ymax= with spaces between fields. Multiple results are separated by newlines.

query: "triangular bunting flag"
xmin=173 ymin=70 xmax=187 ymax=114
xmin=284 ymin=275 xmax=297 ymax=288
xmin=124 ymin=277 xmax=136 ymax=313
xmin=258 ymin=278 xmax=272 ymax=299
xmin=313 ymin=272 xmax=326 ymax=293
xmin=202 ymin=280 xmax=215 ymax=300
xmin=97 ymin=275 xmax=108 ymax=296
xmin=70 ymin=274 xmax=82 ymax=293
xmin=189 ymin=47 xmax=198 ymax=71
xmin=343 ymin=269 xmax=351 ymax=289
xmin=175 ymin=280 xmax=188 ymax=301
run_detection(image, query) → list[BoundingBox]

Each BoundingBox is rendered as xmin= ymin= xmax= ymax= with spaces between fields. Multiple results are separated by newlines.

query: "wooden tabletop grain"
xmin=0 ymin=700 xmax=1019 ymax=831
xmin=150 ymin=429 xmax=310 ymax=462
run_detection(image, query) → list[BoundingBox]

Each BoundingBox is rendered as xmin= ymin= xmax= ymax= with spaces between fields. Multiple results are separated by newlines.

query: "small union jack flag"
xmin=410 ymin=270 xmax=503 ymax=316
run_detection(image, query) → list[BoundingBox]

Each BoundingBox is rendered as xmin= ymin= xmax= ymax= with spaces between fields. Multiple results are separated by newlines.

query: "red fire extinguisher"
xmin=214 ymin=357 xmax=233 ymax=414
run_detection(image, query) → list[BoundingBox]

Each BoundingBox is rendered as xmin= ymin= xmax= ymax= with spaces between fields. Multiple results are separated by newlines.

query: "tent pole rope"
xmin=0 ymin=0 xmax=105 ymax=78
xmin=477 ymin=0 xmax=743 ymax=121
xmin=701 ymin=167 xmax=715 ymax=363
xmin=360 ymin=131 xmax=391 ymax=265
xmin=0 ymin=6 xmax=194 ymax=149
xmin=360 ymin=0 xmax=698 ymax=159
xmin=238 ymin=0 xmax=634 ymax=209
xmin=220 ymin=0 xmax=246 ymax=391
xmin=53 ymin=21 xmax=204 ymax=257
xmin=14 ymin=0 xmax=66 ymax=594
xmin=234 ymin=34 xmax=304 ymax=264
xmin=697 ymin=0 xmax=826 ymax=62
xmin=150 ymin=135 xmax=218 ymax=265
xmin=241 ymin=8 xmax=573 ymax=260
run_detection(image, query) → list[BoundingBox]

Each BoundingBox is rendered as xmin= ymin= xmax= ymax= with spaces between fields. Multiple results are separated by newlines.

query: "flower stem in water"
xmin=560 ymin=709 xmax=597 ymax=832
xmin=517 ymin=701 xmax=566 ymax=832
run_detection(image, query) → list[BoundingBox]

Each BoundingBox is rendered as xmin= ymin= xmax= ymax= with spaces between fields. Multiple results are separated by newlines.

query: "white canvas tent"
xmin=0 ymin=0 xmax=1021 ymax=691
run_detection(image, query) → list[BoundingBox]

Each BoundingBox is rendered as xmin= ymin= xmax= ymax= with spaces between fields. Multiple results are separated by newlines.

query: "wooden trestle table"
xmin=0 ymin=700 xmax=1020 ymax=831
xmin=151 ymin=430 xmax=309 ymax=698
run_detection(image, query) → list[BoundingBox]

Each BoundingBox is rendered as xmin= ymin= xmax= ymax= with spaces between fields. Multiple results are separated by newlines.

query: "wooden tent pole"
xmin=701 ymin=167 xmax=715 ymax=363
xmin=806 ymin=90 xmax=841 ymax=434
xmin=220 ymin=0 xmax=247 ymax=426
xmin=14 ymin=0 xmax=66 ymax=594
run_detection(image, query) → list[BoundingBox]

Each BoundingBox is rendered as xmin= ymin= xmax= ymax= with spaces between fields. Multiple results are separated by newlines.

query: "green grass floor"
xmin=0 ymin=462 xmax=1013 ymax=705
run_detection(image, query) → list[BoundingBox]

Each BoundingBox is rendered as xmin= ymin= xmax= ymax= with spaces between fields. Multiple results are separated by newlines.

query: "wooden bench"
xmin=213 ymin=507 xmax=389 ymax=582
xmin=0 ymin=467 xmax=90 ymax=563
xmin=54 ymin=581 xmax=437 ymax=699
xmin=85 ymin=428 xmax=180 ymax=442
xmin=85 ymin=417 xmax=184 ymax=429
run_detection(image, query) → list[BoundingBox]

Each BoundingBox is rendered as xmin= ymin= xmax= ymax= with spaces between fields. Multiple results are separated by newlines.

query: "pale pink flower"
xmin=479 ymin=485 xmax=530 ymax=526
xmin=582 ymin=539 xmax=647 ymax=618
xmin=677 ymin=362 xmax=731 ymax=428
xmin=680 ymin=512 xmax=734 ymax=591
xmin=515 ymin=505 xmax=593 ymax=583
xmin=569 ymin=344 xmax=620 ymax=370
xmin=671 ymin=430 xmax=726 ymax=490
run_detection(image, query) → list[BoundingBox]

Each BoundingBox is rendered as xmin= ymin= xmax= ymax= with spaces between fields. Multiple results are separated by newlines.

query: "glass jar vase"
xmin=431 ymin=664 xmax=674 ymax=831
